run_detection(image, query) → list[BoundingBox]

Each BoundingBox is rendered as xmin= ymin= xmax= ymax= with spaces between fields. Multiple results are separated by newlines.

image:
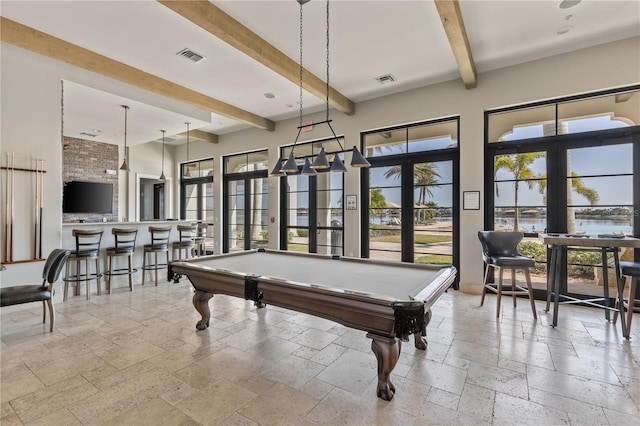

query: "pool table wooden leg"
xmin=413 ymin=308 xmax=432 ymax=350
xmin=367 ymin=333 xmax=399 ymax=401
xmin=193 ymin=290 xmax=214 ymax=330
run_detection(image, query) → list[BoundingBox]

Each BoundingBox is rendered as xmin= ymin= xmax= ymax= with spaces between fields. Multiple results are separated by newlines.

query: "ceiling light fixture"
xmin=183 ymin=122 xmax=192 ymax=178
xmin=271 ymin=0 xmax=370 ymax=176
xmin=559 ymin=0 xmax=581 ymax=9
xmin=119 ymin=105 xmax=130 ymax=171
xmin=555 ymin=25 xmax=573 ymax=35
xmin=159 ymin=129 xmax=166 ymax=181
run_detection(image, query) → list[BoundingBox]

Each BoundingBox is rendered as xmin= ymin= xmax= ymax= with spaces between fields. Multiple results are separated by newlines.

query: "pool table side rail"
xmin=174 ymin=265 xmax=398 ymax=336
xmin=409 ymin=266 xmax=456 ymax=306
xmin=171 ymin=259 xmax=454 ymax=308
xmin=172 ymin=258 xmax=456 ymax=339
xmin=173 ymin=249 xmax=455 ymax=306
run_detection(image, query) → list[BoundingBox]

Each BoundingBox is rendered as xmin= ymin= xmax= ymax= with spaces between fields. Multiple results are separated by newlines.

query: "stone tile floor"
xmin=1 ymin=276 xmax=639 ymax=425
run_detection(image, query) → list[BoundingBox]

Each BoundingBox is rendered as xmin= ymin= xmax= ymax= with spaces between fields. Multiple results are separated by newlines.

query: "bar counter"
xmin=62 ymin=220 xmax=193 ymax=288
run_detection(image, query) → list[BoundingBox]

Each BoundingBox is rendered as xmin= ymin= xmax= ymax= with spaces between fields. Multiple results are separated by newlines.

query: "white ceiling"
xmin=2 ymin=0 xmax=639 ymax=146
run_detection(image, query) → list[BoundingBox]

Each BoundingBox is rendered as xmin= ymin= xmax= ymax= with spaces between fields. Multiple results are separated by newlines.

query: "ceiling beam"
xmin=158 ymin=0 xmax=355 ymax=115
xmin=0 ymin=17 xmax=274 ymax=131
xmin=434 ymin=0 xmax=477 ymax=89
xmin=178 ymin=129 xmax=218 ymax=143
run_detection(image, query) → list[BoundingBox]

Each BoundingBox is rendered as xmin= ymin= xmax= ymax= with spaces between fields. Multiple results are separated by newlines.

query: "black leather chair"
xmin=0 ymin=249 xmax=70 ymax=332
xmin=104 ymin=228 xmax=138 ymax=293
xmin=613 ymin=261 xmax=640 ymax=337
xmin=478 ymin=231 xmax=537 ymax=318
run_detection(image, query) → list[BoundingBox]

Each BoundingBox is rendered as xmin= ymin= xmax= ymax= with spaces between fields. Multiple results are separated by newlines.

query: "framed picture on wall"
xmin=346 ymin=195 xmax=357 ymax=210
xmin=463 ymin=191 xmax=480 ymax=210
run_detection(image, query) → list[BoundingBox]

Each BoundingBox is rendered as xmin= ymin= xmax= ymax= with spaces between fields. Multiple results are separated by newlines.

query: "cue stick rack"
xmin=1 ymin=152 xmax=47 ymax=265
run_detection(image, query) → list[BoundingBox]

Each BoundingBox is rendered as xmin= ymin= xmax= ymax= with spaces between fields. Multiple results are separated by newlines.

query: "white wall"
xmin=173 ymin=36 xmax=640 ymax=293
xmin=2 ymin=36 xmax=639 ymax=289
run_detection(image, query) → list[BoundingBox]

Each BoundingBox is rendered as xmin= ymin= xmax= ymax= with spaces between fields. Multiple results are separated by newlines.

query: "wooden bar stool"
xmin=478 ymin=231 xmax=537 ymax=319
xmin=614 ymin=261 xmax=640 ymax=338
xmin=193 ymin=222 xmax=208 ymax=256
xmin=172 ymin=224 xmax=196 ymax=260
xmin=142 ymin=226 xmax=171 ymax=286
xmin=104 ymin=228 xmax=138 ymax=293
xmin=63 ymin=229 xmax=104 ymax=301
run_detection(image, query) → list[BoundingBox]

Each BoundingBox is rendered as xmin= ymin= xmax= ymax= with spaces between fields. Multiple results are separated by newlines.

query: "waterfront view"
xmin=496 ymin=216 xmax=634 ymax=235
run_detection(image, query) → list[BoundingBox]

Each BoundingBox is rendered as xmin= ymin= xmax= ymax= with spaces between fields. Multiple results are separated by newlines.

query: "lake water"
xmin=496 ymin=217 xmax=633 ymax=234
xmin=300 ymin=215 xmax=633 ymax=235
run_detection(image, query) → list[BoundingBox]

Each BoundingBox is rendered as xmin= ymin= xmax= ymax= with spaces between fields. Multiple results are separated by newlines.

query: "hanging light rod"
xmin=183 ymin=122 xmax=192 ymax=177
xmin=270 ymin=0 xmax=369 ymax=176
xmin=159 ymin=129 xmax=166 ymax=181
xmin=119 ymin=105 xmax=130 ymax=172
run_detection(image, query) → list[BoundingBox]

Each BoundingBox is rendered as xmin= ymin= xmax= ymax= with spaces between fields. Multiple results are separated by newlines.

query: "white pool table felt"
xmin=184 ymin=251 xmax=450 ymax=302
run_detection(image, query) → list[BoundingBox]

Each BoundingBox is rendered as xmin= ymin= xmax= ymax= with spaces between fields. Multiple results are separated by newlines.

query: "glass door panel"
xmin=369 ymin=166 xmax=402 ymax=261
xmin=183 ymin=183 xmax=199 ymax=220
xmin=413 ymin=160 xmax=453 ymax=264
xmin=492 ymin=151 xmax=548 ymax=291
xmin=248 ymin=177 xmax=268 ymax=249
xmin=226 ymin=180 xmax=245 ymax=252
xmin=565 ymin=144 xmax=634 ymax=295
xmin=283 ymin=170 xmax=343 ymax=254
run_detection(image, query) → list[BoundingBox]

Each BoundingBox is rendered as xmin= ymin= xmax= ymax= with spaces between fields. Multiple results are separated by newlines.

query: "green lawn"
xmin=415 ymin=254 xmax=452 ymax=265
xmin=371 ymin=234 xmax=451 ymax=244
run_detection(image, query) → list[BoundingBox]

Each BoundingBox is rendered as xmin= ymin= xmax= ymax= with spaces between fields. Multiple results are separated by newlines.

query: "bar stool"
xmin=478 ymin=231 xmax=537 ymax=319
xmin=613 ymin=261 xmax=640 ymax=338
xmin=64 ymin=228 xmax=104 ymax=301
xmin=142 ymin=226 xmax=171 ymax=286
xmin=104 ymin=228 xmax=138 ymax=293
xmin=172 ymin=224 xmax=196 ymax=260
xmin=193 ymin=222 xmax=208 ymax=256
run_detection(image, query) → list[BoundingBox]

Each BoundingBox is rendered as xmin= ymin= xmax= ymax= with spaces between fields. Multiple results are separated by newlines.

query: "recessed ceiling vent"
xmin=176 ymin=48 xmax=206 ymax=63
xmin=375 ymin=74 xmax=396 ymax=84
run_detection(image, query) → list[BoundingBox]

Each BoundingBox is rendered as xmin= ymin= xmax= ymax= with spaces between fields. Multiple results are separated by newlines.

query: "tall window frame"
xmin=222 ymin=150 xmax=269 ymax=253
xmin=180 ymin=158 xmax=214 ymax=252
xmin=360 ymin=116 xmax=460 ymax=288
xmin=484 ymin=85 xmax=640 ymax=301
xmin=277 ymin=137 xmax=345 ymax=255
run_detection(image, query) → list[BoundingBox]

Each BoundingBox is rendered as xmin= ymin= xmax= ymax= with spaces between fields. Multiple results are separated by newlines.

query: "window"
xmin=223 ymin=150 xmax=269 ymax=252
xmin=180 ymin=158 xmax=214 ymax=254
xmin=485 ymin=86 xmax=640 ymax=300
xmin=278 ymin=138 xmax=344 ymax=254
xmin=362 ymin=117 xmax=459 ymax=274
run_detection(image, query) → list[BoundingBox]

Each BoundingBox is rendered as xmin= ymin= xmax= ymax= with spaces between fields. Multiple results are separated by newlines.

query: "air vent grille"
xmin=176 ymin=48 xmax=206 ymax=63
xmin=375 ymin=74 xmax=396 ymax=84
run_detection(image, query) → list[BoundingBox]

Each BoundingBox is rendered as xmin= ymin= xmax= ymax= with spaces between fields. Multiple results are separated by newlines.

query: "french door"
xmin=224 ymin=173 xmax=268 ymax=252
xmin=486 ymin=129 xmax=639 ymax=300
xmin=280 ymin=171 xmax=344 ymax=254
xmin=364 ymin=156 xmax=457 ymax=266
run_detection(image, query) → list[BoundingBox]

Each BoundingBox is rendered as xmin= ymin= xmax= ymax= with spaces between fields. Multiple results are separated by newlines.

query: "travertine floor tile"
xmin=2 ymin=276 xmax=639 ymax=425
xmin=238 ymin=382 xmax=319 ymax=425
xmin=316 ymin=349 xmax=376 ymax=394
xmin=174 ymin=378 xmax=256 ymax=425
xmin=102 ymin=397 xmax=196 ymax=426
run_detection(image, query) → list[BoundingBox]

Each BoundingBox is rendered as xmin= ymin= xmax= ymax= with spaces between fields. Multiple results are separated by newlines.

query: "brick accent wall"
xmin=62 ymin=137 xmax=119 ymax=222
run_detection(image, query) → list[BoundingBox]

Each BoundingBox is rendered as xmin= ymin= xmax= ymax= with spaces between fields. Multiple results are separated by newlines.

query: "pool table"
xmin=170 ymin=249 xmax=456 ymax=400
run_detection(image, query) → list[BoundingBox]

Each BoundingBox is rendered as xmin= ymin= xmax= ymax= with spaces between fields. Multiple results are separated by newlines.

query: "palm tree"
xmin=384 ymin=163 xmax=441 ymax=222
xmin=369 ymin=188 xmax=387 ymax=224
xmin=496 ymin=153 xmax=599 ymax=232
xmin=494 ymin=153 xmax=544 ymax=232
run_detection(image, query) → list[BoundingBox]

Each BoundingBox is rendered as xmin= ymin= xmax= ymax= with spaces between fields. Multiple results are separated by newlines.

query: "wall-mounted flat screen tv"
xmin=63 ymin=181 xmax=113 ymax=214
